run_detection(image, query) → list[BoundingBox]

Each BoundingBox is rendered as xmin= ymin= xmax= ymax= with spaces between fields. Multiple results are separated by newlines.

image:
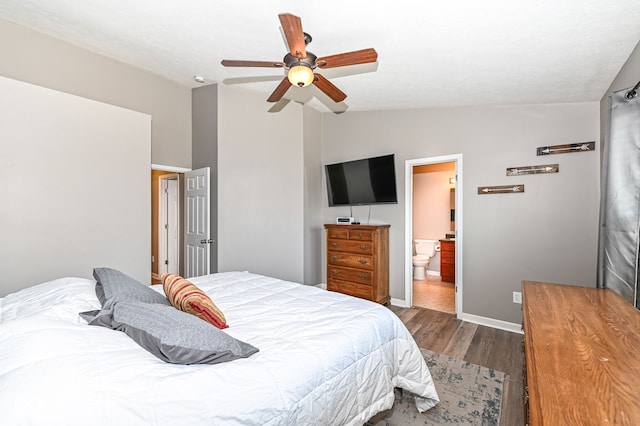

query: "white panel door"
xmin=184 ymin=167 xmax=210 ymax=278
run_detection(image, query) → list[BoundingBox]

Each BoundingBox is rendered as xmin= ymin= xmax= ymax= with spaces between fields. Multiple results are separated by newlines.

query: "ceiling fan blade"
xmin=268 ymin=99 xmax=291 ymax=113
xmin=221 ymin=60 xmax=285 ymax=68
xmin=312 ymin=74 xmax=347 ymax=102
xmin=278 ymin=13 xmax=306 ymax=58
xmin=223 ymin=75 xmax=285 ymax=85
xmin=267 ymin=77 xmax=292 ymax=103
xmin=316 ymin=48 xmax=378 ymax=69
xmin=308 ymin=86 xmax=349 ymax=114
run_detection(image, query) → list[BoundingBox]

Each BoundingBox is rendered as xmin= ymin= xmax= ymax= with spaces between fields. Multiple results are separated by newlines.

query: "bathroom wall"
xmin=413 ymin=167 xmax=455 ymax=273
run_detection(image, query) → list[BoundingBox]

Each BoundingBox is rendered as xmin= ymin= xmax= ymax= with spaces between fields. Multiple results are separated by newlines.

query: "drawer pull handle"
xmin=331 ymin=269 xmax=339 ymax=275
xmin=358 ymin=233 xmax=364 ymax=239
xmin=334 ymin=233 xmax=340 ymax=237
xmin=358 ymin=259 xmax=368 ymax=265
xmin=331 ymin=256 xmax=339 ymax=261
xmin=331 ymin=243 xmax=339 ymax=247
xmin=358 ymin=274 xmax=368 ymax=280
xmin=359 ymin=245 xmax=367 ymax=250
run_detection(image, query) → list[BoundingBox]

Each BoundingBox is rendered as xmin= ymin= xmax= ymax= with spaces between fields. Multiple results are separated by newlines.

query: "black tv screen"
xmin=325 ymin=154 xmax=398 ymax=206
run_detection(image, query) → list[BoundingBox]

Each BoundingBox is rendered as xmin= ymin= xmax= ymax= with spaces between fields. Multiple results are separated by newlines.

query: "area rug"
xmin=366 ymin=349 xmax=505 ymax=425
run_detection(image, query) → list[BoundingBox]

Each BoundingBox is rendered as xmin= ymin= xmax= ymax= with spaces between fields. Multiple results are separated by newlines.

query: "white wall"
xmin=217 ymin=85 xmax=305 ymax=283
xmin=0 ymin=76 xmax=151 ymax=296
xmin=322 ymin=103 xmax=600 ymax=324
xmin=0 ymin=18 xmax=191 ymax=168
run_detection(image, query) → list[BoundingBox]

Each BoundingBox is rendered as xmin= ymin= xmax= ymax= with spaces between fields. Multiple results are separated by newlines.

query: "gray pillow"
xmin=107 ymin=302 xmax=259 ymax=364
xmin=93 ymin=267 xmax=170 ymax=309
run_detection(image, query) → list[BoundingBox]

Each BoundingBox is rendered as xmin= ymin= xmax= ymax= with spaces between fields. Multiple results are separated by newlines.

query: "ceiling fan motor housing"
xmin=283 ymin=52 xmax=317 ymax=70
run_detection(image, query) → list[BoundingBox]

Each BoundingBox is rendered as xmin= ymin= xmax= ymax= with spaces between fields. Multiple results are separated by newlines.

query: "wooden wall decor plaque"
xmin=478 ymin=184 xmax=524 ymax=194
xmin=536 ymin=141 xmax=594 ymax=155
xmin=506 ymin=164 xmax=559 ymax=176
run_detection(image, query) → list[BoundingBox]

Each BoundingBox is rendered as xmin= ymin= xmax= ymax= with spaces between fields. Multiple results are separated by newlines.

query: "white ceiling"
xmin=2 ymin=0 xmax=640 ymax=113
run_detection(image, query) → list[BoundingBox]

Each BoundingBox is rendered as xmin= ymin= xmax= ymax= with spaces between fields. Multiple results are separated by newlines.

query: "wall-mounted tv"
xmin=325 ymin=154 xmax=398 ymax=206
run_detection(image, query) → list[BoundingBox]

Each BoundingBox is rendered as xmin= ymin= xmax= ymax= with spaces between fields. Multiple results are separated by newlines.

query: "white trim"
xmin=405 ymin=154 xmax=463 ymax=318
xmin=389 ymin=299 xmax=523 ymax=334
xmin=159 ymin=178 xmax=168 ymax=275
xmin=152 ymin=163 xmax=191 ymax=173
xmin=459 ymin=313 xmax=523 ymax=334
xmin=390 ymin=297 xmax=410 ymax=308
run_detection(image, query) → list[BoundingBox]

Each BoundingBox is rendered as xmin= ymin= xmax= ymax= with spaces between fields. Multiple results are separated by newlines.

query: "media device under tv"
xmin=325 ymin=154 xmax=398 ymax=207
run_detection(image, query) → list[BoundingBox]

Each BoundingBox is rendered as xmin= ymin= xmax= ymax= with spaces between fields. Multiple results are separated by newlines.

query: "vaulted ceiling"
xmin=2 ymin=0 xmax=639 ymax=113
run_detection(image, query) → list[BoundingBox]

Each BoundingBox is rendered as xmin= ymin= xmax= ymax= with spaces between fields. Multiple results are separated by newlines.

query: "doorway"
xmin=151 ymin=168 xmax=186 ymax=283
xmin=159 ymin=174 xmax=180 ymax=276
xmin=405 ymin=154 xmax=462 ymax=316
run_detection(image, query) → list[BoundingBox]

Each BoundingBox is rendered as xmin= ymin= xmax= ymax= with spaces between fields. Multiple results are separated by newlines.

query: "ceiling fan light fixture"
xmin=287 ymin=65 xmax=314 ymax=87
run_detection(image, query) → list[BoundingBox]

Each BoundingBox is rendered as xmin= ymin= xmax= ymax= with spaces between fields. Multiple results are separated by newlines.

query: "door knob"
xmin=200 ymin=239 xmax=214 ymax=244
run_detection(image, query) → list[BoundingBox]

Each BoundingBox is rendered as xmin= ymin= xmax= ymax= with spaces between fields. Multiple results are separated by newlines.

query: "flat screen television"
xmin=325 ymin=154 xmax=398 ymax=206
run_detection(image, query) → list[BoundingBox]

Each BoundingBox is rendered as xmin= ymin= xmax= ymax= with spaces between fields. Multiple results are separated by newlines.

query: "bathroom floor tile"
xmin=413 ymin=275 xmax=455 ymax=314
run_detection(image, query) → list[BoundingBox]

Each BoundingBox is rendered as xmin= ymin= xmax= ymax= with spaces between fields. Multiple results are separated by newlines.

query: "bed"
xmin=0 ymin=270 xmax=439 ymax=425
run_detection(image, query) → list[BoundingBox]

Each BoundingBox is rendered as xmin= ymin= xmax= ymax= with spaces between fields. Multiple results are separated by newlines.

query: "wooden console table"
xmin=522 ymin=280 xmax=640 ymax=425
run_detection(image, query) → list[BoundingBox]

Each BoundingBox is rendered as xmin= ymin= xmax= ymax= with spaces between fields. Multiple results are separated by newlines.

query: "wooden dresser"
xmin=522 ymin=280 xmax=640 ymax=425
xmin=324 ymin=224 xmax=390 ymax=304
xmin=439 ymin=239 xmax=455 ymax=283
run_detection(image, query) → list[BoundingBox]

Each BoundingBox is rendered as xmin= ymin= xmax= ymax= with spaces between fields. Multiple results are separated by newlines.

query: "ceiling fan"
xmin=220 ymin=13 xmax=378 ymax=105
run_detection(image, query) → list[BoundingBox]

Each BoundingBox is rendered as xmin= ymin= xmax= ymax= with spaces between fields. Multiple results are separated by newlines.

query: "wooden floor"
xmin=390 ymin=305 xmax=524 ymax=426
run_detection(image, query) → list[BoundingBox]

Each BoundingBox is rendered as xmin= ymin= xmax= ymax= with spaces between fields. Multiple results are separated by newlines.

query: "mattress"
xmin=0 ymin=271 xmax=438 ymax=425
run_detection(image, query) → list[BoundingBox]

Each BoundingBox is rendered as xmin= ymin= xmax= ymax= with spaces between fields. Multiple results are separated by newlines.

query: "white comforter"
xmin=0 ymin=271 xmax=438 ymax=425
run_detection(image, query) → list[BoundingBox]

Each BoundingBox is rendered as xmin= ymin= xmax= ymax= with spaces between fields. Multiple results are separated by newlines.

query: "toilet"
xmin=412 ymin=239 xmax=440 ymax=280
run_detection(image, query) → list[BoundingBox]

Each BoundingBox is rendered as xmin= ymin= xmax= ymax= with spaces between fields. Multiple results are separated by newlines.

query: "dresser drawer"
xmin=327 ymin=280 xmax=373 ymax=300
xmin=327 ymin=239 xmax=374 ymax=255
xmin=327 ymin=266 xmax=372 ymax=285
xmin=327 ymin=228 xmax=349 ymax=239
xmin=348 ymin=229 xmax=373 ymax=241
xmin=327 ymin=252 xmax=374 ymax=270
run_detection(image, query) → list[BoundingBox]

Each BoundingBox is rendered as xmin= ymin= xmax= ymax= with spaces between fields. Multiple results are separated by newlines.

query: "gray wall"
xmin=321 ymin=103 xmax=600 ymax=324
xmin=0 ymin=76 xmax=151 ymax=296
xmin=303 ymin=106 xmax=324 ymax=285
xmin=0 ymin=18 xmax=191 ymax=168
xmin=217 ymin=85 xmax=306 ymax=283
xmin=216 ymin=85 xmax=325 ymax=286
xmin=192 ymin=84 xmax=219 ymax=273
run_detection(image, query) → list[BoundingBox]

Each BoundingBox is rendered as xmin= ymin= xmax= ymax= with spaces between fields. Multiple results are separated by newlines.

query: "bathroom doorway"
xmin=405 ymin=154 xmax=462 ymax=316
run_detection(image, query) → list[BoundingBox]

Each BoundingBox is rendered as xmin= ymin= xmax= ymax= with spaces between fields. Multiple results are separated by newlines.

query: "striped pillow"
xmin=161 ymin=274 xmax=228 ymax=329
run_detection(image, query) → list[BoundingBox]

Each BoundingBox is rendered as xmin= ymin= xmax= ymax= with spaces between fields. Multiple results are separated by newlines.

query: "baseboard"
xmin=315 ymin=282 xmax=327 ymax=290
xmin=459 ymin=313 xmax=523 ymax=334
xmin=390 ymin=297 xmax=410 ymax=308
xmin=389 ymin=298 xmax=522 ymax=334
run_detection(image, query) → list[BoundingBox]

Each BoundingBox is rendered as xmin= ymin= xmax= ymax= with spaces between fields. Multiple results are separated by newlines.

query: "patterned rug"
xmin=366 ymin=349 xmax=505 ymax=425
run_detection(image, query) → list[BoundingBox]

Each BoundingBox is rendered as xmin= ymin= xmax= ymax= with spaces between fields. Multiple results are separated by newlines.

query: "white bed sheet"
xmin=0 ymin=271 xmax=438 ymax=425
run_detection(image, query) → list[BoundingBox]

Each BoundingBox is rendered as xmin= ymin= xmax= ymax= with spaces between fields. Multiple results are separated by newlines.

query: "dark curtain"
xmin=597 ymin=87 xmax=640 ymax=308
